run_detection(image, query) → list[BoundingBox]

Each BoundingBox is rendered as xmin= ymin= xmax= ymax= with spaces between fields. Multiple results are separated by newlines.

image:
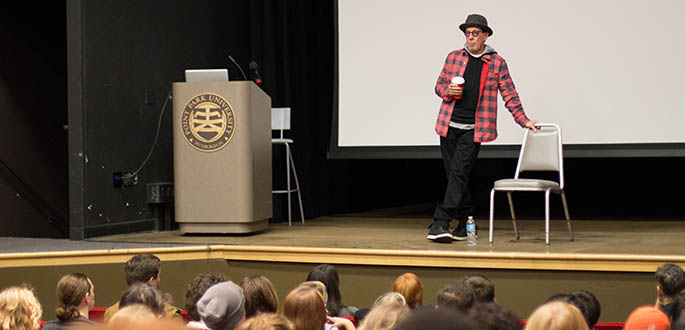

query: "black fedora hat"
xmin=459 ymin=14 xmax=493 ymax=36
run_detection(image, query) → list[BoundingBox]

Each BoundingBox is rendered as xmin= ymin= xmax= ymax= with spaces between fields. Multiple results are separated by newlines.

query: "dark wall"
xmin=0 ymin=1 xmax=68 ymax=237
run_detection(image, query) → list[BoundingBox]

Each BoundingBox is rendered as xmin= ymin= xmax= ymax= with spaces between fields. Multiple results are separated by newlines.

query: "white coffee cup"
xmin=451 ymin=76 xmax=465 ymax=99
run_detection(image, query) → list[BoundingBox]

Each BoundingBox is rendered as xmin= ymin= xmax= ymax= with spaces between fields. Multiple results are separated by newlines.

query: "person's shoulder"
xmin=40 ymin=320 xmax=61 ymax=330
xmin=446 ymin=49 xmax=466 ymax=57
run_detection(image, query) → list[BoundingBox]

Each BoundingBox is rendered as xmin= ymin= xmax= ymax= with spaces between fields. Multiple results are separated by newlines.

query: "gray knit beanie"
xmin=197 ymin=282 xmax=245 ymax=330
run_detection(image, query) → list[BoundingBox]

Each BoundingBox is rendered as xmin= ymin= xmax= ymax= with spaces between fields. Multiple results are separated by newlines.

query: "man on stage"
xmin=427 ymin=14 xmax=538 ymax=243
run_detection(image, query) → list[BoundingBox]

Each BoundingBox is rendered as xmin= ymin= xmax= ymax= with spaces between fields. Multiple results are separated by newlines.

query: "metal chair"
xmin=488 ymin=123 xmax=572 ymax=245
xmin=271 ymin=107 xmax=305 ymax=226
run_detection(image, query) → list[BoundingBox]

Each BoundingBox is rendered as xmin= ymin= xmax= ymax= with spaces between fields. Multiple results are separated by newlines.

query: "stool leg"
xmin=286 ymin=143 xmax=292 ymax=226
xmin=288 ymin=147 xmax=305 ymax=224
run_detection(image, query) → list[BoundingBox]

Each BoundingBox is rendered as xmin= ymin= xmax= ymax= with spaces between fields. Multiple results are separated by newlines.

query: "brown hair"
xmin=239 ymin=275 xmax=279 ymax=317
xmin=124 ymin=254 xmax=161 ymax=286
xmin=55 ymin=273 xmax=91 ymax=321
xmin=0 ymin=285 xmax=42 ymax=330
xmin=392 ymin=273 xmax=423 ymax=309
xmin=184 ymin=273 xmax=227 ymax=321
xmin=235 ymin=313 xmax=295 ymax=330
xmin=282 ymin=286 xmax=327 ymax=330
xmin=525 ymin=301 xmax=589 ymax=330
xmin=119 ymin=283 xmax=165 ymax=316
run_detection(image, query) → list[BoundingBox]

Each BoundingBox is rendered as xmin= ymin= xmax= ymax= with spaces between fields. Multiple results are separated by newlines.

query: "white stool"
xmin=272 ymin=107 xmax=305 ymax=226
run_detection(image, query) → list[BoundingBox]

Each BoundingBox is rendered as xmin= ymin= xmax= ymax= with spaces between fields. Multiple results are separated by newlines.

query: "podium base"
xmin=179 ymin=220 xmax=269 ymax=234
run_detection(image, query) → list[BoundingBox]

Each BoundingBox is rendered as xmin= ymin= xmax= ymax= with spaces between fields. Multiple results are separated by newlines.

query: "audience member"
xmin=468 ymin=302 xmax=520 ymax=330
xmin=42 ymin=273 xmax=97 ymax=330
xmin=283 ymin=286 xmax=355 ymax=330
xmin=392 ymin=273 xmax=423 ymax=309
xmin=107 ymin=304 xmax=159 ymax=329
xmin=197 ymin=282 xmax=245 ymax=330
xmin=103 ymin=254 xmax=182 ymax=323
xmin=357 ymin=303 xmax=409 ymax=330
xmin=239 ymin=275 xmax=279 ymax=318
xmin=461 ymin=275 xmax=495 ymax=303
xmin=118 ymin=282 xmax=165 ymax=316
xmin=671 ymin=292 xmax=685 ymax=324
xmin=299 ymin=281 xmax=328 ymax=306
xmin=624 ymin=306 xmax=669 ymax=330
xmin=436 ymin=281 xmax=475 ymax=313
xmin=306 ymin=264 xmax=358 ymax=317
xmin=235 ymin=313 xmax=295 ymax=330
xmin=354 ymin=292 xmax=407 ymax=324
xmin=0 ymin=285 xmax=42 ymax=330
xmin=185 ymin=273 xmax=228 ymax=329
xmin=569 ymin=290 xmax=601 ymax=329
xmin=525 ymin=301 xmax=588 ymax=330
xmin=395 ymin=308 xmax=479 ymax=330
xmin=673 ymin=317 xmax=685 ymax=330
xmin=655 ymin=263 xmax=685 ymax=319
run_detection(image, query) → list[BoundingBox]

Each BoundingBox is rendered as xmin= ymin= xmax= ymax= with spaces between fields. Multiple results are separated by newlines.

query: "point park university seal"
xmin=181 ymin=93 xmax=236 ymax=152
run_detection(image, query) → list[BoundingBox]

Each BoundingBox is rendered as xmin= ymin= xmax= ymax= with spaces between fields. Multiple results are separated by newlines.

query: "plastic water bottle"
xmin=466 ymin=216 xmax=477 ymax=246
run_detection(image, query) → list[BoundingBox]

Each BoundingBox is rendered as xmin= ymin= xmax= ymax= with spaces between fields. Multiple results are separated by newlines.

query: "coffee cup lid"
xmin=451 ymin=76 xmax=465 ymax=84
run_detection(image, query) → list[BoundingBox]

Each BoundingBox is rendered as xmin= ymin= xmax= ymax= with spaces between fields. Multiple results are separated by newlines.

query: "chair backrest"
xmin=514 ymin=123 xmax=564 ymax=187
xmin=272 ymin=107 xmax=291 ymax=139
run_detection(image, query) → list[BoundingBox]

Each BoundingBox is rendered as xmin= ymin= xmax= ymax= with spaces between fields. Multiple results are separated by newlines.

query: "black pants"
xmin=433 ymin=127 xmax=481 ymax=228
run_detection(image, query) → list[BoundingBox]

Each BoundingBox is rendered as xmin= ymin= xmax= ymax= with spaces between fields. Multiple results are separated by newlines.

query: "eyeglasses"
xmin=464 ymin=30 xmax=482 ymax=37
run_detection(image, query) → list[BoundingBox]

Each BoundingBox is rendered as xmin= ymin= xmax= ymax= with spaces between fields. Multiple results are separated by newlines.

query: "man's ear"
xmin=657 ymin=285 xmax=663 ymax=298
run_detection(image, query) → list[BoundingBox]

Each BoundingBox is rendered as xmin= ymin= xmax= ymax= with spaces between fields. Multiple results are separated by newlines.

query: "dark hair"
xmin=184 ymin=273 xmax=227 ymax=321
xmin=55 ymin=273 xmax=92 ymax=321
xmin=656 ymin=264 xmax=685 ymax=298
xmin=437 ymin=281 xmax=475 ymax=313
xmin=125 ymin=254 xmax=161 ymax=286
xmin=468 ymin=303 xmax=520 ymax=330
xmin=672 ymin=293 xmax=685 ymax=323
xmin=240 ymin=275 xmax=279 ymax=318
xmin=569 ymin=290 xmax=601 ymax=328
xmin=306 ymin=264 xmax=344 ymax=316
xmin=674 ymin=316 xmax=685 ymax=330
xmin=396 ymin=307 xmax=480 ymax=330
xmin=462 ymin=275 xmax=495 ymax=303
xmin=119 ymin=282 xmax=165 ymax=316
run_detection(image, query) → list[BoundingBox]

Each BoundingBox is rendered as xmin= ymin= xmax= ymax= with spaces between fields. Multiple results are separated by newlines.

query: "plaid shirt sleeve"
xmin=434 ymin=51 xmax=466 ymax=137
xmin=497 ymin=59 xmax=529 ymax=127
xmin=435 ymin=53 xmax=455 ymax=102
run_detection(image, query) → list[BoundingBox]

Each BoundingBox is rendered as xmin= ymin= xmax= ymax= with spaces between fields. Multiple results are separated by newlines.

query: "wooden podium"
xmin=172 ymin=81 xmax=272 ymax=234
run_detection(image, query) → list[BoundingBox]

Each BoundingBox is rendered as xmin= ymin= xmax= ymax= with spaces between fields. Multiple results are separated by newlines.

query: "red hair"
xmin=392 ymin=273 xmax=423 ymax=308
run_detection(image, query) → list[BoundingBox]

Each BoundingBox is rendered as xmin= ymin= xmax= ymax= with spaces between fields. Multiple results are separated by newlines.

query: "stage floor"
xmin=92 ymin=209 xmax=685 ymax=256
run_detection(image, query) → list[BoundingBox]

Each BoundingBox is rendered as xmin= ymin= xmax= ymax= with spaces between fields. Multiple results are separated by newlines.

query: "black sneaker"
xmin=452 ymin=225 xmax=478 ymax=241
xmin=451 ymin=227 xmax=467 ymax=241
xmin=427 ymin=224 xmax=453 ymax=243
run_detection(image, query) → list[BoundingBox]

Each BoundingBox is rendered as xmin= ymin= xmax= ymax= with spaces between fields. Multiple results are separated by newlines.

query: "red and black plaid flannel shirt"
xmin=434 ymin=49 xmax=530 ymax=142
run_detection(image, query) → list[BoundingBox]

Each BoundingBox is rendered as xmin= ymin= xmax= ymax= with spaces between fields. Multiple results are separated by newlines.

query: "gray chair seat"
xmin=494 ymin=179 xmax=560 ymax=191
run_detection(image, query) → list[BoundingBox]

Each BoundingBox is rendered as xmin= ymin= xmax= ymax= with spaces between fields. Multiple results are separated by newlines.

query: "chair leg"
xmin=288 ymin=147 xmax=305 ymax=224
xmin=285 ymin=143 xmax=292 ymax=227
xmin=507 ymin=192 xmax=519 ymax=241
xmin=561 ymin=191 xmax=573 ymax=241
xmin=545 ymin=189 xmax=551 ymax=246
xmin=489 ymin=189 xmax=495 ymax=244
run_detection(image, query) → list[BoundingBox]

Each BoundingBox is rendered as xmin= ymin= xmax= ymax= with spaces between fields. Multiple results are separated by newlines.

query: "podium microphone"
xmin=228 ymin=55 xmax=247 ymax=80
xmin=249 ymin=61 xmax=262 ymax=84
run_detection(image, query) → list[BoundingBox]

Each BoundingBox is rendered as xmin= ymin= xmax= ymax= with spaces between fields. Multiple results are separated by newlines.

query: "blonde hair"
xmin=392 ymin=273 xmax=423 ymax=309
xmin=0 ymin=285 xmax=42 ymax=330
xmin=358 ymin=303 xmax=410 ymax=330
xmin=236 ymin=313 xmax=295 ymax=330
xmin=372 ymin=292 xmax=406 ymax=308
xmin=525 ymin=301 xmax=589 ymax=330
xmin=283 ymin=286 xmax=327 ymax=330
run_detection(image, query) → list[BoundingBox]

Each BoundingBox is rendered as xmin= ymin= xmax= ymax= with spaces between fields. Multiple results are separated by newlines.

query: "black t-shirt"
xmin=450 ymin=53 xmax=485 ymax=124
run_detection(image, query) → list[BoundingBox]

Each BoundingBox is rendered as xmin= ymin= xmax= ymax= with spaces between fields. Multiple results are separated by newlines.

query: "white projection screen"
xmin=333 ymin=0 xmax=685 ymax=157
